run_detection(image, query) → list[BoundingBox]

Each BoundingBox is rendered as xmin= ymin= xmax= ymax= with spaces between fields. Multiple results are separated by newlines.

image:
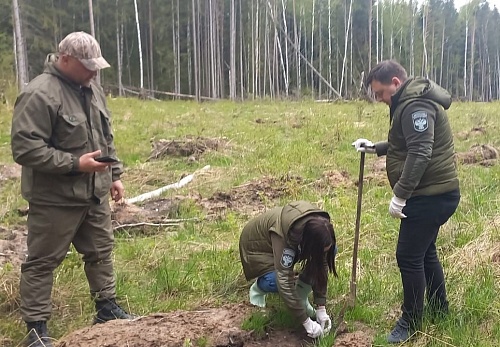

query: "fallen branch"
xmin=125 ymin=165 xmax=210 ymax=204
xmin=113 ymin=222 xmax=181 ymax=230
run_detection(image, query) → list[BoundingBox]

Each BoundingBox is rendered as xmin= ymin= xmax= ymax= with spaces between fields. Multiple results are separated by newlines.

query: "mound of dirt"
xmin=456 ymin=144 xmax=499 ymax=166
xmin=333 ymin=330 xmax=372 ymax=347
xmin=0 ymin=225 xmax=27 ymax=270
xmin=149 ymin=136 xmax=228 ymax=160
xmin=111 ymin=198 xmax=192 ymax=234
xmin=56 ymin=304 xmax=311 ymax=347
xmin=112 ymin=198 xmax=184 ymax=224
xmin=370 ymin=156 xmax=386 ymax=172
xmin=456 ymin=126 xmax=486 ymax=140
xmin=314 ymin=170 xmax=351 ymax=190
xmin=199 ymin=175 xmax=304 ymax=217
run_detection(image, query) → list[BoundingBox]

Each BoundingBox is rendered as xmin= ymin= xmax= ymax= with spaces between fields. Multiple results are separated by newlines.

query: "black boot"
xmin=25 ymin=321 xmax=53 ymax=347
xmin=94 ymin=298 xmax=136 ymax=324
xmin=387 ymin=317 xmax=413 ymax=344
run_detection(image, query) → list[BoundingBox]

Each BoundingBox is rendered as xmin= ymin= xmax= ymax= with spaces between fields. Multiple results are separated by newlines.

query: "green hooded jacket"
xmin=11 ymin=58 xmax=123 ymax=206
xmin=239 ymin=201 xmax=330 ymax=323
xmin=374 ymin=77 xmax=459 ymax=199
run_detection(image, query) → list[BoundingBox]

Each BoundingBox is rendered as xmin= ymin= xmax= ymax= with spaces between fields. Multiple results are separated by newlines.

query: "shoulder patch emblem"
xmin=280 ymin=248 xmax=295 ymax=268
xmin=412 ymin=111 xmax=428 ymax=132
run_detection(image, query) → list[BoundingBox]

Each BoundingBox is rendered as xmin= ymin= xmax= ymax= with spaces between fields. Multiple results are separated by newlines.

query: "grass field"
xmin=0 ymin=97 xmax=499 ymax=346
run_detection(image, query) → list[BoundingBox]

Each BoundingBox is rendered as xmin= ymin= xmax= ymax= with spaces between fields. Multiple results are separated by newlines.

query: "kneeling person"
xmin=239 ymin=201 xmax=338 ymax=338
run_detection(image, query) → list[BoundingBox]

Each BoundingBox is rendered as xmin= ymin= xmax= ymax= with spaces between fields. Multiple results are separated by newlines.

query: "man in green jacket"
xmin=353 ymin=60 xmax=460 ymax=343
xmin=11 ymin=32 xmax=134 ymax=347
xmin=239 ymin=201 xmax=338 ymax=339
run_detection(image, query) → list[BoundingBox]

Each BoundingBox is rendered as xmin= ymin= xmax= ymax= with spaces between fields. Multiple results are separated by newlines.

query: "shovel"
xmin=349 ymin=150 xmax=365 ymax=306
xmin=333 ymin=150 xmax=366 ymax=336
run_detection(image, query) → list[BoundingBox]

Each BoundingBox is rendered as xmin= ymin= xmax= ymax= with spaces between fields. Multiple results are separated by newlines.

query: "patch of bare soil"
xmin=111 ymin=198 xmax=188 ymax=233
xmin=0 ymin=163 xmax=21 ymax=182
xmin=149 ymin=136 xmax=228 ymax=161
xmin=333 ymin=322 xmax=374 ymax=347
xmin=358 ymin=157 xmax=387 ymax=187
xmin=333 ymin=331 xmax=373 ymax=347
xmin=314 ymin=170 xmax=351 ymax=190
xmin=199 ymin=175 xmax=304 ymax=217
xmin=56 ymin=304 xmax=311 ymax=347
xmin=370 ymin=156 xmax=386 ymax=172
xmin=0 ymin=225 xmax=27 ymax=270
xmin=456 ymin=126 xmax=487 ymax=140
xmin=456 ymin=144 xmax=499 ymax=166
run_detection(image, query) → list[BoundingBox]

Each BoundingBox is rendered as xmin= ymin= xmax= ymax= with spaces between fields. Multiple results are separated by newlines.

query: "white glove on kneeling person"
xmin=389 ymin=195 xmax=407 ymax=219
xmin=352 ymin=138 xmax=376 ymax=154
xmin=302 ymin=317 xmax=323 ymax=338
xmin=315 ymin=306 xmax=332 ymax=334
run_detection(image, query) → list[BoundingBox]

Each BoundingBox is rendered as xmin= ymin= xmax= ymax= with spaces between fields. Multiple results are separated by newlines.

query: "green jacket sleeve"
xmin=271 ymin=232 xmax=308 ymax=323
xmin=393 ymin=101 xmax=436 ymax=199
xmin=11 ymin=90 xmax=75 ymax=174
xmin=375 ymin=141 xmax=389 ymax=156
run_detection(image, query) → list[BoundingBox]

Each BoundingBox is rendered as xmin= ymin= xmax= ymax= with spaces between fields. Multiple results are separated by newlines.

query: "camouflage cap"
xmin=58 ymin=31 xmax=110 ymax=71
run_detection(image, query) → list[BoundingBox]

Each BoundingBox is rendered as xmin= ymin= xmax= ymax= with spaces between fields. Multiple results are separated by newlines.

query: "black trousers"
xmin=396 ymin=189 xmax=460 ymax=325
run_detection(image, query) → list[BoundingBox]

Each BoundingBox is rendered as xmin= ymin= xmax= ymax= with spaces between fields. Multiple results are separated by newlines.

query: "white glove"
xmin=315 ymin=307 xmax=332 ymax=334
xmin=302 ymin=317 xmax=323 ymax=338
xmin=352 ymin=138 xmax=376 ymax=154
xmin=389 ymin=196 xmax=407 ymax=218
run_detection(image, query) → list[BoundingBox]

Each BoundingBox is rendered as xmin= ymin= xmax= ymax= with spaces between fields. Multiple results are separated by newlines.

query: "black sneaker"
xmin=93 ymin=298 xmax=136 ymax=324
xmin=25 ymin=321 xmax=54 ymax=347
xmin=387 ymin=318 xmax=415 ymax=344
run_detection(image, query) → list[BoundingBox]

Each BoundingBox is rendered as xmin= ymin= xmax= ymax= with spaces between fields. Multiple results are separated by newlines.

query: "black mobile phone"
xmin=95 ymin=156 xmax=119 ymax=163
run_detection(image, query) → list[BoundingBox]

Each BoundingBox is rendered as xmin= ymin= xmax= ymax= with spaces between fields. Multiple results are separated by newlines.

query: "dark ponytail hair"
xmin=298 ymin=217 xmax=337 ymax=289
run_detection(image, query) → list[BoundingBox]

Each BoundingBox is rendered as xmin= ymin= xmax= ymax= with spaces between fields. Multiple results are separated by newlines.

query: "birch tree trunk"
xmin=464 ymin=13 xmax=468 ymax=99
xmin=116 ymin=0 xmax=123 ymax=96
xmin=422 ymin=2 xmax=428 ymax=77
xmin=328 ymin=0 xmax=332 ymax=98
xmin=176 ymin=0 xmax=180 ymax=95
xmin=256 ymin=1 xmax=261 ymax=97
xmin=239 ymin=0 xmax=244 ymax=99
xmin=281 ymin=0 xmax=289 ymax=96
xmin=439 ymin=18 xmax=446 ymax=86
xmin=88 ymin=0 xmax=102 ymax=85
xmin=264 ymin=4 xmax=269 ymax=97
xmin=340 ymin=0 xmax=353 ymax=96
xmin=368 ymin=0 xmax=372 ymax=71
xmin=172 ymin=0 xmax=178 ymax=97
xmin=390 ymin=0 xmax=394 ymax=59
xmin=13 ymin=0 xmax=28 ymax=89
xmin=230 ymin=0 xmax=236 ymax=100
xmin=380 ymin=0 xmax=384 ymax=61
xmin=376 ymin=0 xmax=379 ymax=63
xmin=318 ymin=3 xmax=323 ymax=97
xmin=191 ymin=0 xmax=200 ymax=101
xmin=469 ymin=13 xmax=476 ymax=101
xmin=209 ymin=0 xmax=216 ymax=98
xmin=430 ymin=23 xmax=435 ymax=80
xmin=187 ymin=10 xmax=192 ymax=95
xmin=134 ymin=0 xmax=144 ymax=91
xmin=293 ymin=0 xmax=301 ymax=96
xmin=310 ymin=0 xmax=315 ymax=98
xmin=148 ymin=0 xmax=154 ymax=96
xmin=410 ymin=0 xmax=415 ymax=76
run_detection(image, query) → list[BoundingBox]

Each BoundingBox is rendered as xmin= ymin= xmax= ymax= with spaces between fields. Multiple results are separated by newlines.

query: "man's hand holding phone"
xmin=77 ymin=150 xmax=118 ymax=173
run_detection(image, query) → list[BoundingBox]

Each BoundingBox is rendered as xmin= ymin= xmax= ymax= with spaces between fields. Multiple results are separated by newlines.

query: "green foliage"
xmin=241 ymin=311 xmax=271 ymax=338
xmin=3 ymin=0 xmax=500 ymax=99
